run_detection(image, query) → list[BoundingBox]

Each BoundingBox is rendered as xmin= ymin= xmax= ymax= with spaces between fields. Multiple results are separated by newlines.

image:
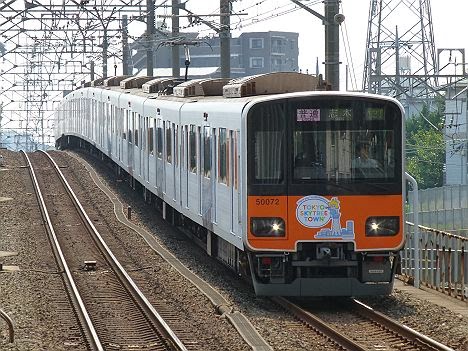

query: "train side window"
xmin=148 ymin=118 xmax=154 ymax=155
xmin=203 ymin=126 xmax=211 ymax=178
xmin=219 ymin=128 xmax=227 ymax=184
xmin=156 ymin=119 xmax=163 ymax=159
xmin=109 ymin=103 xmax=113 ymax=133
xmin=181 ymin=125 xmax=186 ymax=169
xmin=189 ymin=124 xmax=197 ymax=173
xmin=166 ymin=123 xmax=172 ymax=163
xmin=122 ymin=109 xmax=127 ymax=140
xmin=128 ymin=110 xmax=133 ymax=143
xmin=226 ymin=131 xmax=231 ymax=186
xmin=134 ymin=113 xmax=139 ymax=147
xmin=113 ymin=106 xmax=117 ymax=135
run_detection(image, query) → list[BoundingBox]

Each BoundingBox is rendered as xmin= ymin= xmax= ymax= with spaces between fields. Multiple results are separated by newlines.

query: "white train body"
xmin=56 ymin=85 xmax=246 ymax=251
xmin=55 ymin=73 xmax=404 ymax=297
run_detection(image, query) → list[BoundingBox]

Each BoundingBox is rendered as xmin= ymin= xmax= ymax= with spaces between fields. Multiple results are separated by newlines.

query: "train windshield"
xmin=247 ymin=96 xmax=403 ymax=195
xmin=293 ymin=129 xmax=394 ymax=181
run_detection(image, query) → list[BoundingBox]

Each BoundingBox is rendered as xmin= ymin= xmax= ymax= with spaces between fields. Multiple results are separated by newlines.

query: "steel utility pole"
xmin=103 ymin=27 xmax=108 ymax=78
xmin=324 ymin=0 xmax=340 ymax=91
xmin=122 ymin=15 xmax=130 ymax=75
xmin=220 ymin=0 xmax=230 ymax=78
xmin=289 ymin=0 xmax=342 ymax=90
xmin=147 ymin=0 xmax=155 ymax=76
xmin=172 ymin=0 xmax=180 ymax=78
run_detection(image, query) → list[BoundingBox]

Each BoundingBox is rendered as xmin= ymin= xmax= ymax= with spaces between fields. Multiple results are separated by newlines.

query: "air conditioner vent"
xmin=120 ymin=76 xmax=153 ymax=89
xmin=173 ymin=78 xmax=230 ymax=97
xmin=223 ymin=72 xmax=328 ymax=98
xmin=142 ymin=77 xmax=185 ymax=94
xmin=103 ymin=75 xmax=131 ymax=87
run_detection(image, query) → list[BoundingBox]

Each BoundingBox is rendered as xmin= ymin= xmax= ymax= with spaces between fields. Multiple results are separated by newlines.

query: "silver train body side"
xmin=55 ymin=75 xmax=404 ymax=297
xmin=56 ymin=86 xmax=248 ymax=251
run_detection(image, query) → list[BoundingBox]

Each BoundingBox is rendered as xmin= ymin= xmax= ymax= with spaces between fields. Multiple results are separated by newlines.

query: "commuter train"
xmin=55 ymin=72 xmax=405 ymax=297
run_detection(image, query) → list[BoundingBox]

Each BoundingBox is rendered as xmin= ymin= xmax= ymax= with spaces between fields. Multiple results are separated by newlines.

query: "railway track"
xmin=273 ymin=296 xmax=454 ymax=351
xmin=25 ymin=150 xmax=188 ymax=351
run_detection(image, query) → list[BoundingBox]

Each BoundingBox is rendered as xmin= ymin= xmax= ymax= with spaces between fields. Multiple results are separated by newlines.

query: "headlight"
xmin=365 ymin=216 xmax=399 ymax=236
xmin=250 ymin=217 xmax=285 ymax=237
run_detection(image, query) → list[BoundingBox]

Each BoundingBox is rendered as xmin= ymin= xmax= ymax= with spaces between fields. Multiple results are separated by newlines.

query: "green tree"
xmin=405 ymin=100 xmax=445 ymax=189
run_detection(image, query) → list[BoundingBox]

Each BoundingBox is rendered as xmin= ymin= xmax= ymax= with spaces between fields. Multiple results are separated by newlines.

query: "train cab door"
xmin=162 ymin=120 xmax=167 ymax=194
xmin=230 ymin=130 xmax=240 ymax=234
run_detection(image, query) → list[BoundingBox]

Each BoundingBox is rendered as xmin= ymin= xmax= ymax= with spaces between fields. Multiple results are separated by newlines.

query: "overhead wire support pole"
xmin=220 ymin=0 xmax=230 ymax=79
xmin=172 ymin=0 xmax=180 ymax=78
xmin=164 ymin=6 xmax=247 ymax=79
xmin=147 ymin=0 xmax=155 ymax=77
xmin=324 ymin=0 xmax=341 ymax=91
xmin=122 ymin=15 xmax=129 ymax=76
xmin=288 ymin=0 xmax=342 ymax=90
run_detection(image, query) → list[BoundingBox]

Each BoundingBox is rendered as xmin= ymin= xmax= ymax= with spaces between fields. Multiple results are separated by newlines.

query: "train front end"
xmin=244 ymin=93 xmax=405 ymax=297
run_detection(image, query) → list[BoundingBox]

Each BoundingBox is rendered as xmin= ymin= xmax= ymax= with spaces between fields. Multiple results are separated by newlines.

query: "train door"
xmin=212 ymin=128 xmax=217 ymax=223
xmin=180 ymin=125 xmax=185 ymax=208
xmin=201 ymin=126 xmax=213 ymax=224
xmin=163 ymin=121 xmax=172 ymax=193
xmin=118 ymin=108 xmax=123 ymax=163
xmin=138 ymin=114 xmax=143 ymax=178
xmin=198 ymin=126 xmax=202 ymax=215
xmin=230 ymin=130 xmax=239 ymax=233
xmin=156 ymin=118 xmax=164 ymax=193
xmin=173 ymin=123 xmax=178 ymax=202
xmin=133 ymin=113 xmax=140 ymax=177
xmin=128 ymin=110 xmax=134 ymax=174
xmin=186 ymin=124 xmax=194 ymax=209
xmin=145 ymin=116 xmax=150 ymax=183
xmin=107 ymin=102 xmax=112 ymax=156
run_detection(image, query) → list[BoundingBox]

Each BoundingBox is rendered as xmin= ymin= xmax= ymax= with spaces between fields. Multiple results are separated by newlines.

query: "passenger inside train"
xmin=352 ymin=141 xmax=384 ymax=178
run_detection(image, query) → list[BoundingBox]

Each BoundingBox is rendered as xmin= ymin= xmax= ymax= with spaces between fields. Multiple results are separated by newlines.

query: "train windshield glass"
xmin=247 ymin=97 xmax=402 ymax=193
xmin=293 ymin=129 xmax=394 ymax=181
xmin=290 ymin=98 xmax=401 ymax=185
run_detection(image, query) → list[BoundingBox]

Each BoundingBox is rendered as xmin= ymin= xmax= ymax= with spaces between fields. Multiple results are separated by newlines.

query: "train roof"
xmin=70 ymin=72 xmax=402 ymax=109
xmin=76 ymin=72 xmax=327 ymax=100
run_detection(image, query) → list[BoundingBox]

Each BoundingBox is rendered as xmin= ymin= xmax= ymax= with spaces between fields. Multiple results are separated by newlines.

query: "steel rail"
xmin=352 ymin=299 xmax=454 ymax=351
xmin=40 ymin=150 xmax=188 ymax=351
xmin=272 ymin=296 xmax=367 ymax=351
xmin=22 ymin=150 xmax=103 ymax=351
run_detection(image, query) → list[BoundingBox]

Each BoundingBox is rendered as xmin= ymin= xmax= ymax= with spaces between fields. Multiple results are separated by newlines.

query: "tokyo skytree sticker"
xmin=296 ymin=195 xmax=355 ymax=239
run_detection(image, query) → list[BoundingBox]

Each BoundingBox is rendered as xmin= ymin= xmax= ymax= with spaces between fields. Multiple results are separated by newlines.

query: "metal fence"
xmin=402 ymin=221 xmax=467 ymax=301
xmin=408 ymin=184 xmax=468 ymax=236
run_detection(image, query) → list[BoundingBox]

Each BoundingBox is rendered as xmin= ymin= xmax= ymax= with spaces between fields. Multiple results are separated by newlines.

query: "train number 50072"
xmin=255 ymin=198 xmax=279 ymax=206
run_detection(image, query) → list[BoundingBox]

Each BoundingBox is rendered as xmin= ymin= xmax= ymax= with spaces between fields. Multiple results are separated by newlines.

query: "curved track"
xmin=25 ymin=150 xmax=187 ymax=351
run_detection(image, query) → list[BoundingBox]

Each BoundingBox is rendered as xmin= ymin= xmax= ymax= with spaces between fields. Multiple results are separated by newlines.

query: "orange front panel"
xmin=247 ymin=195 xmax=404 ymax=252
